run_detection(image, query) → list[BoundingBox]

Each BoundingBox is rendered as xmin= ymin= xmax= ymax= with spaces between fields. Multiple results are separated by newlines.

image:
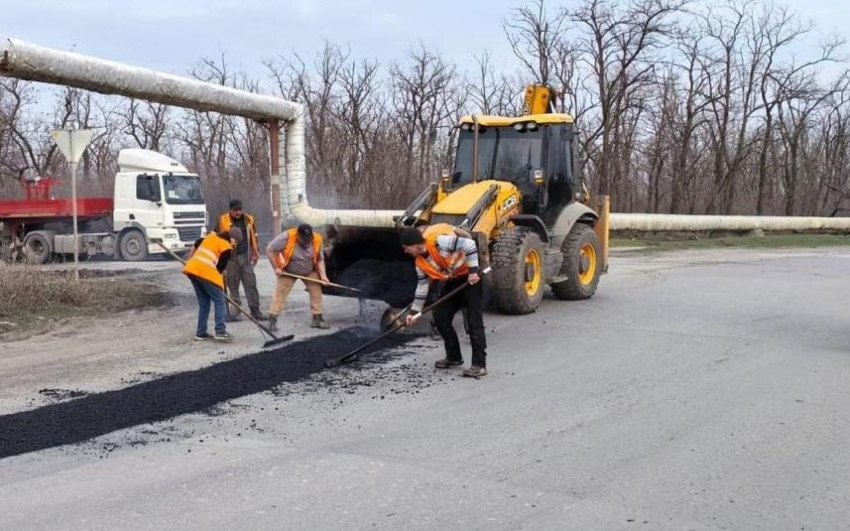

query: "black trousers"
xmin=432 ymin=276 xmax=487 ymax=367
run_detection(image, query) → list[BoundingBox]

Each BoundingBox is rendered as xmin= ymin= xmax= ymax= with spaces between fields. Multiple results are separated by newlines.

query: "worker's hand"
xmin=274 ymin=267 xmax=284 ymax=276
xmin=468 ymin=273 xmax=481 ymax=285
xmin=405 ymin=313 xmax=421 ymax=327
xmin=251 ymin=254 xmax=259 ymax=266
xmin=319 ymin=274 xmax=330 ymax=285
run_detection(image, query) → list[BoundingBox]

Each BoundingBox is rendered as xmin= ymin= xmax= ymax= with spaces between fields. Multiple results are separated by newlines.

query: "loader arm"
xmin=395 ymin=183 xmax=438 ymax=228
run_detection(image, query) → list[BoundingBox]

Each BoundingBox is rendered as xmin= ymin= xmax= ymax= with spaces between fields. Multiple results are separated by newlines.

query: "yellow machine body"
xmin=325 ymin=84 xmax=610 ymax=316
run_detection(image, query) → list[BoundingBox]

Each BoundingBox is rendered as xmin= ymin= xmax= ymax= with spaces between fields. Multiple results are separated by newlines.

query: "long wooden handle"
xmin=277 ymin=271 xmax=362 ymax=293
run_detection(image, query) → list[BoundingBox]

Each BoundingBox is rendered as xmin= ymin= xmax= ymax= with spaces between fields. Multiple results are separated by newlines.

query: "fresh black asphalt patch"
xmin=0 ymin=328 xmax=420 ymax=460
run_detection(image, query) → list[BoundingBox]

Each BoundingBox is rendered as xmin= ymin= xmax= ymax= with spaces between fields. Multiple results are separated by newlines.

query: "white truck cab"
xmin=113 ymin=149 xmax=207 ymax=260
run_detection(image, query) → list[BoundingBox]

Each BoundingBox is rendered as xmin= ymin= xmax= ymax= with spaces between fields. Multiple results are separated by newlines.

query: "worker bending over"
xmin=183 ymin=229 xmax=241 ymax=342
xmin=400 ymin=225 xmax=488 ymax=378
xmin=215 ymin=199 xmax=265 ymax=322
xmin=266 ymin=224 xmax=331 ymax=332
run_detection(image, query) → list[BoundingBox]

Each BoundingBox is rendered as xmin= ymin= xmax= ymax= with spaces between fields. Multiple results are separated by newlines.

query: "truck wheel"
xmin=491 ymin=227 xmax=545 ymax=315
xmin=24 ymin=233 xmax=51 ymax=265
xmin=120 ymin=229 xmax=148 ymax=262
xmin=551 ymin=223 xmax=601 ymax=300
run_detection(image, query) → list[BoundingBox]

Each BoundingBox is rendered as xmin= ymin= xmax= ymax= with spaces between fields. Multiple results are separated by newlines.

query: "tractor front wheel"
xmin=491 ymin=227 xmax=545 ymax=315
xmin=551 ymin=223 xmax=601 ymax=300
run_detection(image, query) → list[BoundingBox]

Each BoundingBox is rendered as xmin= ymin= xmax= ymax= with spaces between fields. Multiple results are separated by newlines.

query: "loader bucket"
xmin=324 ymin=225 xmax=417 ymax=308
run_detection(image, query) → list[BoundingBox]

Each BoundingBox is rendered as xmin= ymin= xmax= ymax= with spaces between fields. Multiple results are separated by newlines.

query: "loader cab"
xmin=451 ymin=114 xmax=580 ymax=227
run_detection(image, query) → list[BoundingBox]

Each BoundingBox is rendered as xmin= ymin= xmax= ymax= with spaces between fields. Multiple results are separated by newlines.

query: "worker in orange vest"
xmin=183 ymin=229 xmax=240 ymax=342
xmin=265 ymin=223 xmax=331 ymax=332
xmin=400 ymin=225 xmax=487 ymax=378
xmin=215 ymin=199 xmax=265 ymax=322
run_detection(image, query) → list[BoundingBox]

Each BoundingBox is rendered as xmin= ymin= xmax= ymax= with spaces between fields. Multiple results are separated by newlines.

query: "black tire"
xmin=491 ymin=227 xmax=546 ymax=315
xmin=551 ymin=223 xmax=601 ymax=300
xmin=24 ymin=233 xmax=51 ymax=265
xmin=120 ymin=229 xmax=148 ymax=262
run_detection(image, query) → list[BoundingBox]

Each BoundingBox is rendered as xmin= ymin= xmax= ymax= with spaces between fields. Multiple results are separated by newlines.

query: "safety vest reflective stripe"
xmin=196 ymin=247 xmax=218 ymax=264
xmin=192 ymin=255 xmax=218 ymax=269
xmin=182 ymin=233 xmax=232 ymax=289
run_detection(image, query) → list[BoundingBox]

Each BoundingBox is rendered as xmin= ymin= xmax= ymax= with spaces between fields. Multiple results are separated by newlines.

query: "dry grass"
xmin=0 ymin=265 xmax=170 ymax=334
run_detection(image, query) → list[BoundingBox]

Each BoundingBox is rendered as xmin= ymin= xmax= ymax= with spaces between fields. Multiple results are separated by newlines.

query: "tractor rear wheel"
xmin=491 ymin=227 xmax=545 ymax=315
xmin=551 ymin=223 xmax=601 ymax=300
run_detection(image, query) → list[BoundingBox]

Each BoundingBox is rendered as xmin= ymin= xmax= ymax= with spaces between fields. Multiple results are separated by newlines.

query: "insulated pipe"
xmin=279 ymin=109 xmax=401 ymax=228
xmin=0 ymin=37 xmax=298 ymax=121
xmin=609 ymin=213 xmax=850 ymax=232
xmin=0 ymin=36 xmax=399 ymax=230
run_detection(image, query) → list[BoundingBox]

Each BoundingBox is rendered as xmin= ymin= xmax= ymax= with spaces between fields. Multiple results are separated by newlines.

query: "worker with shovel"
xmin=400 ymin=226 xmax=487 ymax=378
xmin=266 ymin=224 xmax=331 ymax=332
xmin=183 ymin=229 xmax=241 ymax=342
xmin=215 ymin=199 xmax=265 ymax=322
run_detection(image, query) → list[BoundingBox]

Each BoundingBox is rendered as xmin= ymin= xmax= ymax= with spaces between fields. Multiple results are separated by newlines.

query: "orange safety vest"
xmin=275 ymin=228 xmax=323 ymax=270
xmin=219 ymin=212 xmax=259 ymax=257
xmin=182 ymin=233 xmax=233 ymax=289
xmin=415 ymin=224 xmax=469 ymax=280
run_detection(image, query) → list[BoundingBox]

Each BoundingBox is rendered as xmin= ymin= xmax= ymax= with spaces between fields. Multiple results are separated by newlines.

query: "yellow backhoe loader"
xmin=325 ymin=84 xmax=610 ymax=316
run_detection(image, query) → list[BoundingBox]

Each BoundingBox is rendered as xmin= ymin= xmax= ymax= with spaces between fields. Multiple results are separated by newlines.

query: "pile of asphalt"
xmin=0 ymin=327 xmax=420 ymax=460
xmin=336 ymin=259 xmax=417 ymax=308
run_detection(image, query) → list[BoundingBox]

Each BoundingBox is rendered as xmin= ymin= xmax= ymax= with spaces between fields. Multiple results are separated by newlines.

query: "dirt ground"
xmin=0 ymin=260 xmax=400 ymax=414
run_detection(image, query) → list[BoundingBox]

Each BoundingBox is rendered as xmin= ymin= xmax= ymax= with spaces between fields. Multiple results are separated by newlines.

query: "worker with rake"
xmin=266 ymin=223 xmax=331 ymax=332
xmin=400 ymin=226 xmax=488 ymax=378
xmin=183 ymin=228 xmax=242 ymax=342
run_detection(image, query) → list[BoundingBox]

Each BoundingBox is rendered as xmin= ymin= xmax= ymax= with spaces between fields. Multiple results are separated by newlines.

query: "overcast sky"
xmin=3 ymin=0 xmax=850 ymax=87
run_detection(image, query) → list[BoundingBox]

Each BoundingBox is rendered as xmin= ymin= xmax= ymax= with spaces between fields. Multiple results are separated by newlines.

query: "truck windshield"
xmin=452 ymin=127 xmax=544 ymax=187
xmin=162 ymin=174 xmax=204 ymax=205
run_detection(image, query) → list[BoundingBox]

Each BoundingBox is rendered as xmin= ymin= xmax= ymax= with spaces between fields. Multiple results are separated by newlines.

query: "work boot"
xmin=435 ymin=358 xmax=463 ymax=369
xmin=250 ymin=308 xmax=267 ymax=321
xmin=267 ymin=315 xmax=279 ymax=333
xmin=462 ymin=366 xmax=487 ymax=378
xmin=214 ymin=331 xmax=235 ymax=343
xmin=311 ymin=314 xmax=330 ymax=329
xmin=193 ymin=332 xmax=214 ymax=341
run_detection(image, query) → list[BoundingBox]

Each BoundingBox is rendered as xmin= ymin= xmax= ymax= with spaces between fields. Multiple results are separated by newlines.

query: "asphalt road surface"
xmin=2 ymin=248 xmax=849 ymax=530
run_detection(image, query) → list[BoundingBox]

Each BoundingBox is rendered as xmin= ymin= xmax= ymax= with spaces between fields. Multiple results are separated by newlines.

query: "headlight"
xmin=164 ymin=233 xmax=177 ymax=240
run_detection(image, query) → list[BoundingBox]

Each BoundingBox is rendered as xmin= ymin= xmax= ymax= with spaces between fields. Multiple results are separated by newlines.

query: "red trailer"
xmin=0 ymin=176 xmax=114 ymax=262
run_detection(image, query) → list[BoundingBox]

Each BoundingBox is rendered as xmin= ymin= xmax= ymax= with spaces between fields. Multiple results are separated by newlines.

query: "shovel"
xmin=155 ymin=241 xmax=294 ymax=349
xmin=325 ymin=267 xmax=491 ymax=368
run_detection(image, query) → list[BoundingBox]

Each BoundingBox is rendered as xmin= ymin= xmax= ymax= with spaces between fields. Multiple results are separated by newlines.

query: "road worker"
xmin=400 ymin=225 xmax=488 ymax=378
xmin=183 ymin=229 xmax=240 ymax=342
xmin=215 ymin=199 xmax=265 ymax=322
xmin=266 ymin=223 xmax=331 ymax=332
